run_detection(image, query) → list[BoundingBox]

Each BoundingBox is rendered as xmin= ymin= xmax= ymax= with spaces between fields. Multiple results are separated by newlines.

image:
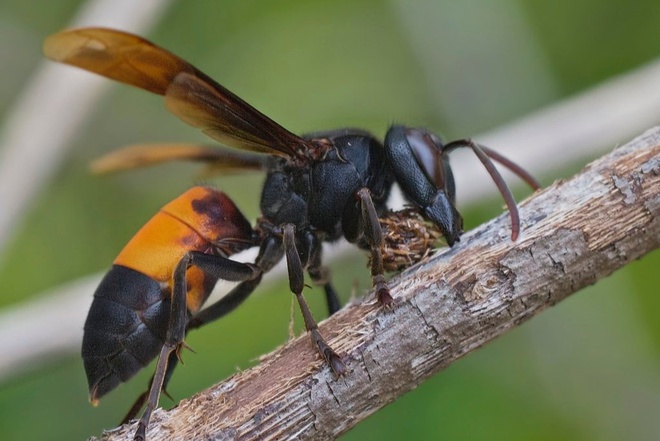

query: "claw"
xmin=327 ymin=349 xmax=348 ymax=377
xmin=133 ymin=423 xmax=146 ymax=441
xmin=374 ymin=278 xmax=394 ymax=309
xmin=377 ymin=285 xmax=394 ymax=309
xmin=311 ymin=329 xmax=347 ymax=376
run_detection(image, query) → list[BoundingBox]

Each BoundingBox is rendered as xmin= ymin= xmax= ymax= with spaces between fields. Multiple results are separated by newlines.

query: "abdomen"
xmin=82 ymin=265 xmax=170 ymax=402
xmin=82 ymin=186 xmax=254 ymax=402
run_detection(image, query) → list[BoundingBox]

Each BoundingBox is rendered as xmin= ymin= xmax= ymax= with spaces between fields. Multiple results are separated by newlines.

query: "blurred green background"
xmin=1 ymin=0 xmax=659 ymax=439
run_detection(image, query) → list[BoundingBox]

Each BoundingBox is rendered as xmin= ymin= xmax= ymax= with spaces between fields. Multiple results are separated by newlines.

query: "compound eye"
xmin=405 ymin=128 xmax=444 ymax=189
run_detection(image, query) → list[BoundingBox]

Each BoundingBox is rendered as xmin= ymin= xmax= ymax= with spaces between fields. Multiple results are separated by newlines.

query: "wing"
xmin=90 ymin=143 xmax=267 ymax=174
xmin=43 ymin=27 xmax=312 ymax=158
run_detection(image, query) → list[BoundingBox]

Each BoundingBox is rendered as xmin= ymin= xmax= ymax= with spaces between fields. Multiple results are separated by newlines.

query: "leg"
xmin=355 ymin=188 xmax=393 ymax=307
xmin=124 ymin=275 xmax=264 ymax=423
xmin=314 ymin=273 xmax=341 ymax=316
xmin=282 ymin=224 xmax=346 ymax=376
xmin=189 ymin=232 xmax=285 ymax=328
xmin=125 ymin=240 xmax=279 ymax=425
xmin=305 ymin=229 xmax=342 ymax=315
xmin=133 ymin=252 xmax=259 ymax=441
xmin=188 ymin=276 xmax=262 ymax=330
xmin=190 ymin=233 xmax=287 ymax=328
xmin=121 ymin=351 xmax=178 ymax=424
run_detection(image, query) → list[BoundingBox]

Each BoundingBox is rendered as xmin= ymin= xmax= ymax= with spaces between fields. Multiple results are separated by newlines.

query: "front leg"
xmin=344 ymin=188 xmax=393 ymax=307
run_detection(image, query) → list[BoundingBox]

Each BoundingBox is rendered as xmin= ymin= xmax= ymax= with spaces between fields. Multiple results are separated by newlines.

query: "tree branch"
xmin=95 ymin=127 xmax=660 ymax=441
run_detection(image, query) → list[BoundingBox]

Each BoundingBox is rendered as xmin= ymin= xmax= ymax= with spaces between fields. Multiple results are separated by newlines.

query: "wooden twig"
xmin=95 ymin=127 xmax=659 ymax=440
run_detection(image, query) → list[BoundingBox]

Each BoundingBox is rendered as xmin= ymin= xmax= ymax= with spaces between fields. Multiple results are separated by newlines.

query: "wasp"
xmin=43 ymin=27 xmax=539 ymax=440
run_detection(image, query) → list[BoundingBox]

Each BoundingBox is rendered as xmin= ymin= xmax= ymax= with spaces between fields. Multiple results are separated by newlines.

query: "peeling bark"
xmin=94 ymin=127 xmax=660 ymax=441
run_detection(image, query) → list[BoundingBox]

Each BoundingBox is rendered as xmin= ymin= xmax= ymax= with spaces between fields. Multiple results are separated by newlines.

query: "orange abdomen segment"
xmin=161 ymin=186 xmax=254 ymax=250
xmin=114 ymin=186 xmax=254 ymax=312
xmin=114 ymin=211 xmax=213 ymax=312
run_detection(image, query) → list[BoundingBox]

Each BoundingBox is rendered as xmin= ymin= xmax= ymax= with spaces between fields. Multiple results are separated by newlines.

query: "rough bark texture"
xmin=94 ymin=127 xmax=660 ymax=441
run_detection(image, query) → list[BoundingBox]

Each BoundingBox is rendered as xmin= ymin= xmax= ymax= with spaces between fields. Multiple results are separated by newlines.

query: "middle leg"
xmin=282 ymin=224 xmax=346 ymax=376
xmin=302 ymin=228 xmax=342 ymax=315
